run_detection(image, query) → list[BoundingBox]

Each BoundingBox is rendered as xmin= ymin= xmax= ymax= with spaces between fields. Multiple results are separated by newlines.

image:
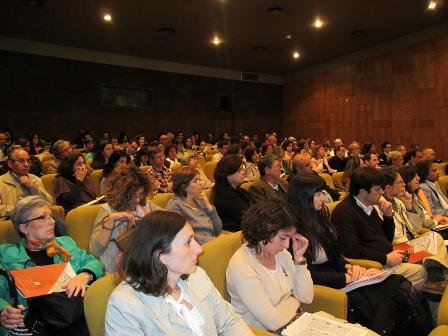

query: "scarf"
xmin=425 ymin=181 xmax=448 ymax=209
xmin=24 ymin=239 xmax=71 ymax=261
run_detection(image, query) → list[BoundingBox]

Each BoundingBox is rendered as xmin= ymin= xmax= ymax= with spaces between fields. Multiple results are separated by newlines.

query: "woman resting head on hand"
xmin=106 ymin=210 xmax=254 ymax=335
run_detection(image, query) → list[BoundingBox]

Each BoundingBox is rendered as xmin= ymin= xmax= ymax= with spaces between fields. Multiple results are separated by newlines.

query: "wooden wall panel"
xmin=283 ymin=33 xmax=448 ymax=160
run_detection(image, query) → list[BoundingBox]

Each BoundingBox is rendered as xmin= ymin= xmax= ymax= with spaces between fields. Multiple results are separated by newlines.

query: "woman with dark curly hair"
xmin=91 ymin=141 xmax=113 ymax=170
xmin=105 ymin=211 xmax=254 ymax=335
xmin=226 ymin=200 xmax=313 ymax=333
xmin=89 ymin=164 xmax=161 ymax=272
xmin=54 ymin=152 xmax=96 ymax=213
xmin=213 ymin=155 xmax=251 ymax=232
xmin=99 ymin=150 xmax=131 ymax=195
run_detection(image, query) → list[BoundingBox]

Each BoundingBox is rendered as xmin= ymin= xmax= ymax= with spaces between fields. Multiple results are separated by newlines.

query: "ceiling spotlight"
xmin=267 ymin=6 xmax=283 ymax=15
xmin=285 ymin=34 xmax=292 ymax=40
xmin=427 ymin=1 xmax=438 ymax=10
xmin=212 ymin=36 xmax=223 ymax=46
xmin=103 ymin=14 xmax=112 ymax=22
xmin=157 ymin=27 xmax=176 ymax=34
xmin=312 ymin=17 xmax=324 ymax=29
xmin=292 ymin=51 xmax=300 ymax=59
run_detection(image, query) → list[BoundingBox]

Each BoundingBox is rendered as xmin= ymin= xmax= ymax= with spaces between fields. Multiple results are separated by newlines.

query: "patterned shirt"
xmin=147 ymin=165 xmax=172 ymax=193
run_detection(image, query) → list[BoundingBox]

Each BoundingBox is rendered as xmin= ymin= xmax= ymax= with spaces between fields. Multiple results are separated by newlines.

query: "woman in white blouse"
xmin=106 ymin=211 xmax=253 ymax=336
xmin=226 ymin=200 xmax=314 ymax=333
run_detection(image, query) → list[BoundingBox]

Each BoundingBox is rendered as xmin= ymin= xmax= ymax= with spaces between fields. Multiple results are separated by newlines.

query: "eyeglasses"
xmin=23 ymin=214 xmax=55 ymax=224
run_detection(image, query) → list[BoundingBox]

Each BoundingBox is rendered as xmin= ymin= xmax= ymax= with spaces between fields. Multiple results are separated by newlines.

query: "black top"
xmin=213 ymin=185 xmax=251 ymax=232
xmin=328 ymin=155 xmax=347 ymax=172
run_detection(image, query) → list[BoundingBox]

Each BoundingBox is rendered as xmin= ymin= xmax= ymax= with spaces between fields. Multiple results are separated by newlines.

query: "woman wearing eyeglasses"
xmin=0 ymin=195 xmax=104 ymax=335
xmin=213 ymin=155 xmax=251 ymax=232
xmin=166 ymin=166 xmax=222 ymax=244
xmin=89 ymin=165 xmax=161 ymax=272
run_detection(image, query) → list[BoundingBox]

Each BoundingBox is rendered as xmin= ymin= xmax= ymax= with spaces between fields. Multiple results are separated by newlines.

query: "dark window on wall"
xmin=100 ymin=85 xmax=153 ymax=108
xmin=219 ymin=95 xmax=233 ymax=112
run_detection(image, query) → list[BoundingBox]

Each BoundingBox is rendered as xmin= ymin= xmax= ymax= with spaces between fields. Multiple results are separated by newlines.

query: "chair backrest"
xmin=65 ymin=204 xmax=103 ymax=251
xmin=199 ymin=231 xmax=243 ymax=301
xmin=326 ymin=200 xmax=342 ymax=216
xmin=90 ymin=169 xmax=103 ymax=196
xmin=319 ymin=173 xmax=335 ymax=189
xmin=0 ymin=220 xmax=19 ymax=245
xmin=203 ymin=161 xmax=217 ymax=183
xmin=197 ymin=155 xmax=206 ymax=169
xmin=436 ymin=176 xmax=448 ymax=198
xmin=240 ymin=181 xmax=253 ymax=191
xmin=204 ymin=188 xmax=214 ymax=204
xmin=138 ymin=166 xmax=151 ymax=173
xmin=438 ymin=284 xmax=448 ymax=326
xmin=331 ymin=172 xmax=344 ymax=191
xmin=170 ymin=162 xmax=182 ymax=173
xmin=84 ymin=273 xmax=117 ymax=336
xmin=41 ymin=173 xmax=57 ymax=198
xmin=150 ymin=193 xmax=175 ymax=208
xmin=435 ymin=162 xmax=448 ymax=177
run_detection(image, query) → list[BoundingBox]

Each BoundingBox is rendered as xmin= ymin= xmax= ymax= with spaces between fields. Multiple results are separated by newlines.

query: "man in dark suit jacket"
xmin=328 ymin=145 xmax=347 ymax=172
xmin=248 ymin=154 xmax=288 ymax=203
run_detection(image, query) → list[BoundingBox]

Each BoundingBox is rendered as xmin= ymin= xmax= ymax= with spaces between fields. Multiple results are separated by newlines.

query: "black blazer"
xmin=213 ymin=185 xmax=251 ymax=232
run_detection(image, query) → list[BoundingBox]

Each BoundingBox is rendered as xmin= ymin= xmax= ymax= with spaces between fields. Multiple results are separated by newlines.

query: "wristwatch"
xmin=294 ymin=257 xmax=307 ymax=266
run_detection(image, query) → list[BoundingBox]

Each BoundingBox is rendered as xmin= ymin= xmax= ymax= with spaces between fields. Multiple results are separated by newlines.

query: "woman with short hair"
xmin=105 ymin=211 xmax=254 ymax=335
xmin=166 ymin=166 xmax=222 ymax=244
xmin=91 ymin=142 xmax=113 ymax=170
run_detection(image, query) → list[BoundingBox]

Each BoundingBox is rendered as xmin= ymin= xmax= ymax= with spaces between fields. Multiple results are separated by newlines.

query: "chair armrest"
xmin=429 ymin=325 xmax=448 ymax=336
xmin=437 ymin=286 xmax=448 ymax=326
xmin=249 ymin=325 xmax=276 ymax=335
xmin=345 ymin=258 xmax=383 ymax=270
xmin=301 ymin=285 xmax=347 ymax=320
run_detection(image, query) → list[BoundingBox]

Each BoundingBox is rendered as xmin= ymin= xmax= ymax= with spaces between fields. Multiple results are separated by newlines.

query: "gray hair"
xmin=51 ymin=140 xmax=71 ymax=159
xmin=11 ymin=196 xmax=51 ymax=238
xmin=388 ymin=151 xmax=403 ymax=161
xmin=258 ymin=154 xmax=280 ymax=177
xmin=7 ymin=145 xmax=27 ymax=160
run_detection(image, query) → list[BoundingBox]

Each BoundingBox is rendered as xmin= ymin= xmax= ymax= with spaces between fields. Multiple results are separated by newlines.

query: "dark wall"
xmin=283 ymin=32 xmax=448 ymax=160
xmin=0 ymin=50 xmax=282 ymax=141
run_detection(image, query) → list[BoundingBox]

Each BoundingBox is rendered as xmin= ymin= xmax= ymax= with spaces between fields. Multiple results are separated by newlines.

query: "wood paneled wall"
xmin=283 ymin=33 xmax=448 ymax=160
xmin=0 ymin=51 xmax=282 ymax=141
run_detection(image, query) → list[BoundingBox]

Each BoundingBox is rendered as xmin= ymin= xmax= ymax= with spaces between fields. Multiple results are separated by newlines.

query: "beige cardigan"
xmin=226 ymin=243 xmax=314 ymax=331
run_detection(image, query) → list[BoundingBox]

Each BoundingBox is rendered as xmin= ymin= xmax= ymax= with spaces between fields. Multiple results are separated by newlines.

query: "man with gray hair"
xmin=389 ymin=151 xmax=404 ymax=168
xmin=42 ymin=140 xmax=73 ymax=175
xmin=247 ymin=154 xmax=288 ymax=204
xmin=0 ymin=146 xmax=53 ymax=218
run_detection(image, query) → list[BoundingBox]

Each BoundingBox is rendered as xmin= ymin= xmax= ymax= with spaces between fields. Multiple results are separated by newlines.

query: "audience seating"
xmin=138 ymin=166 xmax=150 ymax=173
xmin=204 ymin=187 xmax=214 ymax=204
xmin=170 ymin=162 xmax=182 ymax=173
xmin=41 ymin=173 xmax=57 ymax=198
xmin=197 ymin=155 xmax=206 ymax=169
xmin=65 ymin=204 xmax=103 ymax=251
xmin=203 ymin=161 xmax=218 ymax=183
xmin=319 ymin=173 xmax=335 ymax=189
xmin=331 ymin=172 xmax=344 ymax=191
xmin=199 ymin=231 xmax=348 ymax=320
xmin=435 ymin=162 xmax=447 ymax=177
xmin=0 ymin=220 xmax=18 ymax=245
xmin=150 ymin=192 xmax=175 ymax=208
xmin=240 ymin=181 xmax=253 ymax=190
xmin=90 ymin=169 xmax=103 ymax=196
xmin=436 ymin=175 xmax=448 ymax=198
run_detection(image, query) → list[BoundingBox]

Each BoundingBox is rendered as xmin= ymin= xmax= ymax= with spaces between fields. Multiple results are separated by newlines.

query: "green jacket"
xmin=0 ymin=236 xmax=105 ymax=314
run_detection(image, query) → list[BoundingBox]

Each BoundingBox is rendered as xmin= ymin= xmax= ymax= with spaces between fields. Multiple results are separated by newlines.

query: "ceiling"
xmin=1 ymin=0 xmax=447 ymax=75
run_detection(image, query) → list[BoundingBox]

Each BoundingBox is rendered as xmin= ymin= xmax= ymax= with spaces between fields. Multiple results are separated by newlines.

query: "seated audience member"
xmin=213 ymin=155 xmax=251 ymax=232
xmin=399 ymin=165 xmax=444 ymax=222
xmin=0 ymin=196 xmax=104 ymax=335
xmin=54 ymin=153 xmax=96 ymax=213
xmin=361 ymin=143 xmax=376 ymax=156
xmin=125 ymin=139 xmax=138 ymax=161
xmin=212 ymin=140 xmax=229 ymax=162
xmin=328 ymin=145 xmax=347 ymax=172
xmin=310 ymin=144 xmax=334 ymax=174
xmin=99 ymin=150 xmax=131 ymax=195
xmin=106 ymin=211 xmax=253 ymax=335
xmin=388 ymin=150 xmax=404 ymax=168
xmin=287 ymin=173 xmax=431 ymax=335
xmin=378 ymin=141 xmax=392 ymax=166
xmin=260 ymin=143 xmax=273 ymax=157
xmin=0 ymin=146 xmax=53 ymax=219
xmin=28 ymin=133 xmax=44 ymax=155
xmin=175 ymin=140 xmax=187 ymax=164
xmin=134 ymin=146 xmax=150 ymax=167
xmin=226 ymin=200 xmax=314 ymax=332
xmin=166 ymin=166 xmax=222 ymax=244
xmin=164 ymin=144 xmax=179 ymax=169
xmin=91 ymin=142 xmax=113 ymax=170
xmin=13 ymin=138 xmax=43 ymax=177
xmin=291 ymin=153 xmax=340 ymax=202
xmin=135 ymin=134 xmax=146 ymax=152
xmin=247 ymin=154 xmax=288 ymax=203
xmin=90 ymin=165 xmax=159 ymax=272
xmin=147 ymin=146 xmax=173 ymax=193
xmin=347 ymin=141 xmax=361 ymax=157
xmin=422 ymin=148 xmax=437 ymax=161
xmin=382 ymin=167 xmax=448 ymax=297
xmin=83 ymin=139 xmax=96 ymax=161
xmin=110 ymin=136 xmax=120 ymax=151
xmin=42 ymin=140 xmax=73 ymax=175
xmin=196 ymin=140 xmax=209 ymax=160
xmin=341 ymin=155 xmax=365 ymax=192
xmin=184 ymin=153 xmax=213 ymax=189
xmin=405 ymin=149 xmax=423 ymax=167
xmin=331 ymin=167 xmax=426 ymax=289
xmin=363 ymin=153 xmax=380 ymax=169
xmin=417 ymin=160 xmax=448 ymax=216
xmin=281 ymin=140 xmax=294 ymax=162
xmin=396 ymin=144 xmax=407 ymax=158
xmin=243 ymin=146 xmax=260 ymax=182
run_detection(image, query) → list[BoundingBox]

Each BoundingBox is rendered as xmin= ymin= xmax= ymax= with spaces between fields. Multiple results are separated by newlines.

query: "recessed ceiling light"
xmin=253 ymin=46 xmax=268 ymax=52
xmin=427 ymin=1 xmax=438 ymax=10
xmin=103 ymin=14 xmax=112 ymax=22
xmin=267 ymin=6 xmax=283 ymax=15
xmin=212 ymin=36 xmax=223 ymax=46
xmin=285 ymin=35 xmax=292 ymax=40
xmin=292 ymin=51 xmax=300 ymax=59
xmin=312 ymin=17 xmax=324 ymax=29
xmin=350 ymin=29 xmax=365 ymax=37
xmin=157 ymin=27 xmax=176 ymax=34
